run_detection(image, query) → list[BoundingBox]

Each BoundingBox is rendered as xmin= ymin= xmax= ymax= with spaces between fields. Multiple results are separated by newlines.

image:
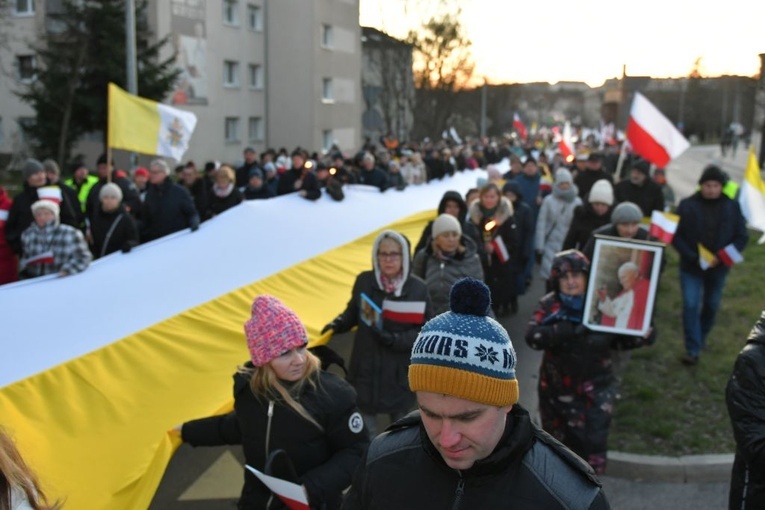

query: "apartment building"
xmin=0 ymin=0 xmax=362 ymax=168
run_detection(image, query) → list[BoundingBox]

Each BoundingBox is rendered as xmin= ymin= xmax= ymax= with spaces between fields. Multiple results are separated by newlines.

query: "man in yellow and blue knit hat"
xmin=342 ymin=278 xmax=610 ymax=510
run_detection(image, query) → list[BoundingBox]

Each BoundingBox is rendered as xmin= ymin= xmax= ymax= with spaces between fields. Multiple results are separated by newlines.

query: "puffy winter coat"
xmin=182 ymin=368 xmax=369 ymax=510
xmin=535 ymin=189 xmax=582 ymax=279
xmin=727 ymin=311 xmax=765 ymax=510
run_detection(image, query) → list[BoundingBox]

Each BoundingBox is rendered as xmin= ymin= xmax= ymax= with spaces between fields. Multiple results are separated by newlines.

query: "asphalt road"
xmin=151 ymin=144 xmax=749 ymax=509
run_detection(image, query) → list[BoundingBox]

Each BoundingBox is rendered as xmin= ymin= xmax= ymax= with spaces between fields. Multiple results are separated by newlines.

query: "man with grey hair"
xmin=357 ymin=152 xmax=389 ymax=191
xmin=141 ymin=159 xmax=199 ymax=242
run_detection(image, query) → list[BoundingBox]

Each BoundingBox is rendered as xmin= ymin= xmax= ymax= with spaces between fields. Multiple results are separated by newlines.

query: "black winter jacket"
xmin=613 ymin=179 xmax=664 ymax=218
xmin=726 ymin=312 xmax=765 ymax=510
xmin=208 ymin=187 xmax=243 ymax=217
xmin=182 ymin=368 xmax=369 ymax=510
xmin=563 ymin=203 xmax=612 ymax=251
xmin=342 ymin=408 xmax=610 ymax=510
xmin=90 ymin=205 xmax=139 ymax=258
xmin=141 ymin=179 xmax=200 ymax=242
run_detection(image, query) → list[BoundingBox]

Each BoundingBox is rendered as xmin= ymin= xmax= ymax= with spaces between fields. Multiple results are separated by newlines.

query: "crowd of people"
xmin=0 ymin=130 xmax=757 ymax=509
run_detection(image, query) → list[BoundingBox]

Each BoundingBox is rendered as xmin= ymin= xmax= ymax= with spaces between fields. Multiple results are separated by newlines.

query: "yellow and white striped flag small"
xmin=698 ymin=243 xmax=716 ymax=270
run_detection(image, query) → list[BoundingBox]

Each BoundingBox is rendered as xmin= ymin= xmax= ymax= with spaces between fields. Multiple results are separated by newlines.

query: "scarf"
xmin=380 ymin=272 xmax=404 ymax=294
xmin=213 ymin=182 xmax=234 ymax=198
xmin=553 ymin=184 xmax=578 ymax=203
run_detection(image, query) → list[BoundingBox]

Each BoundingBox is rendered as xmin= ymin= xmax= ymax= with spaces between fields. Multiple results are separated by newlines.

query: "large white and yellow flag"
xmin=738 ymin=145 xmax=765 ymax=243
xmin=108 ymin=82 xmax=197 ymax=161
xmin=0 ymin=173 xmax=482 ymax=509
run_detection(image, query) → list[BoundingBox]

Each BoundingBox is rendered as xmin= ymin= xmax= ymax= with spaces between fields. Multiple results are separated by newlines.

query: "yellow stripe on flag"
xmin=108 ymin=82 xmax=162 ymax=155
xmin=744 ymin=145 xmax=765 ymax=194
xmin=0 ymin=209 xmax=434 ymax=510
xmin=698 ymin=243 xmax=715 ymax=270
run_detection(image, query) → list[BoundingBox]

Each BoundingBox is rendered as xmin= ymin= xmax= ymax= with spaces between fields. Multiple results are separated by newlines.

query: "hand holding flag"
xmin=717 ymin=244 xmax=744 ymax=267
xmin=698 ymin=243 xmax=716 ymax=270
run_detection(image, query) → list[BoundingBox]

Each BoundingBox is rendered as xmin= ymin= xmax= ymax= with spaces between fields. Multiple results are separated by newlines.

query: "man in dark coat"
xmin=673 ymin=164 xmax=748 ymax=365
xmin=4 ymin=159 xmax=80 ymax=255
xmin=356 ymin=152 xmax=389 ymax=191
xmin=141 ymin=159 xmax=200 ymax=243
xmin=276 ymin=150 xmax=320 ymax=198
xmin=235 ymin=147 xmax=261 ymax=189
xmin=343 ymin=278 xmax=609 ymax=510
xmin=613 ymin=159 xmax=665 ymax=217
xmin=178 ymin=163 xmax=210 ymax=221
xmin=574 ymin=152 xmax=613 ymax=201
xmin=727 ymin=311 xmax=765 ymax=510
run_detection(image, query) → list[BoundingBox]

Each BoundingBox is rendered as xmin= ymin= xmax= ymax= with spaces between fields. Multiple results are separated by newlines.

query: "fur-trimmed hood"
xmin=468 ymin=196 xmax=514 ymax=226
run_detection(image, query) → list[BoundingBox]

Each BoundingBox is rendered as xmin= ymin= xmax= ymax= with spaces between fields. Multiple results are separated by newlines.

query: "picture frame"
xmin=582 ymin=235 xmax=664 ymax=336
xmin=359 ymin=292 xmax=382 ymax=330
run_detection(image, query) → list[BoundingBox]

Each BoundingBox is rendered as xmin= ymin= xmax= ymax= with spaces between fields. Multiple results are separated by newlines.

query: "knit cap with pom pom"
xmin=408 ymin=278 xmax=518 ymax=406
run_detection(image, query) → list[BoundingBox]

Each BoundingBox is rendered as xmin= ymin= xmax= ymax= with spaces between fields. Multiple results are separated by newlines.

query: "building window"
xmin=13 ymin=0 xmax=34 ymax=16
xmin=247 ymin=4 xmax=263 ymax=31
xmin=322 ymin=78 xmax=333 ymax=102
xmin=16 ymin=55 xmax=36 ymax=82
xmin=248 ymin=64 xmax=263 ymax=89
xmin=223 ymin=0 xmax=239 ymax=26
xmin=225 ymin=117 xmax=240 ymax=142
xmin=248 ymin=117 xmax=264 ymax=142
xmin=321 ymin=24 xmax=333 ymax=48
xmin=223 ymin=60 xmax=239 ymax=87
xmin=322 ymin=129 xmax=333 ymax=151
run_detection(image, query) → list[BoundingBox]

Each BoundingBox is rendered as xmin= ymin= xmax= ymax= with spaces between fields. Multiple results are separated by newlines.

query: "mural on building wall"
xmin=170 ymin=0 xmax=208 ymax=105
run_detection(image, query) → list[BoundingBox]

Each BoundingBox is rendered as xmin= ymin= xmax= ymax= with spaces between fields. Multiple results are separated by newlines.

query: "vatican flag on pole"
xmin=739 ymin=144 xmax=765 ymax=243
xmin=107 ymin=82 xmax=197 ymax=162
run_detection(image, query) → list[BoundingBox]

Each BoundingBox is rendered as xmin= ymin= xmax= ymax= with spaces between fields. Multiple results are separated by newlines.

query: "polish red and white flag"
xmin=245 ymin=465 xmax=309 ymax=510
xmin=649 ymin=211 xmax=679 ymax=244
xmin=626 ymin=92 xmax=689 ymax=168
xmin=36 ymin=186 xmax=63 ymax=204
xmin=717 ymin=244 xmax=744 ymax=267
xmin=559 ymin=121 xmax=575 ymax=162
xmin=492 ymin=236 xmax=510 ymax=263
xmin=513 ymin=113 xmax=528 ymax=141
xmin=382 ymin=300 xmax=427 ymax=324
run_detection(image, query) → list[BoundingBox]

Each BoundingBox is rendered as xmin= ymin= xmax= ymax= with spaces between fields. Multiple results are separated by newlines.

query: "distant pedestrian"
xmin=726 ymin=310 xmax=765 ymax=509
xmin=141 ymin=159 xmax=199 ymax=242
xmin=90 ymin=183 xmax=139 ymax=258
xmin=208 ymin=164 xmax=243 ymax=217
xmin=535 ymin=169 xmax=581 ymax=280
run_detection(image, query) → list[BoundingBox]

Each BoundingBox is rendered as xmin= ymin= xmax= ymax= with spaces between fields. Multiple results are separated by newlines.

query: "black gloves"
xmin=321 ymin=321 xmax=337 ymax=335
xmin=553 ymin=320 xmax=585 ymax=339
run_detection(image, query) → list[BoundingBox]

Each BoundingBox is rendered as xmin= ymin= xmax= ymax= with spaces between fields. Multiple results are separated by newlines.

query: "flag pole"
xmin=107 ymin=83 xmax=113 ymax=183
xmin=614 ymin=140 xmax=628 ymax=181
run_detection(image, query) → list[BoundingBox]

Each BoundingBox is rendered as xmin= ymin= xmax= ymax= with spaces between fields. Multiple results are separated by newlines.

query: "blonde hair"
xmin=217 ymin=164 xmax=236 ymax=183
xmin=0 ymin=428 xmax=61 ymax=510
xmin=238 ymin=350 xmax=324 ymax=431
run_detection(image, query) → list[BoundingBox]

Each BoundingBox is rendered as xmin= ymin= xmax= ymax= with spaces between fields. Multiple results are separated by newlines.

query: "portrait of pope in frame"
xmin=583 ymin=236 xmax=664 ymax=336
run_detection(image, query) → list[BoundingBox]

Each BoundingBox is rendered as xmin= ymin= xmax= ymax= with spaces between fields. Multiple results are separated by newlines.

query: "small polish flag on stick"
xmin=649 ymin=211 xmax=679 ymax=244
xmin=382 ymin=300 xmax=427 ymax=324
xmin=245 ymin=465 xmax=309 ymax=510
xmin=717 ymin=244 xmax=744 ymax=267
xmin=626 ymin=92 xmax=690 ymax=168
xmin=513 ymin=113 xmax=528 ymax=141
xmin=492 ymin=236 xmax=510 ymax=263
xmin=559 ymin=121 xmax=575 ymax=163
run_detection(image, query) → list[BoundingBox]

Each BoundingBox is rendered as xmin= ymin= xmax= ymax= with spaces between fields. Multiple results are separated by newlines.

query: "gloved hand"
xmin=534 ymin=251 xmax=543 ymax=265
xmin=372 ymin=328 xmax=395 ymax=347
xmin=553 ymin=320 xmax=577 ymax=338
xmin=320 ymin=321 xmax=336 ymax=335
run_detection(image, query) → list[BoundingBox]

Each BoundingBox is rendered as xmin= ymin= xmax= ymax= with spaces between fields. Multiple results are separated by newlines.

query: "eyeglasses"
xmin=377 ymin=252 xmax=402 ymax=260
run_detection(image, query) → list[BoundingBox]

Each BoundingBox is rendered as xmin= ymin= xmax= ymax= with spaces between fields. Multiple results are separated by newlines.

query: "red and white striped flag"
xmin=513 ymin=113 xmax=527 ymax=141
xmin=23 ymin=251 xmax=55 ymax=267
xmin=649 ymin=211 xmax=679 ymax=244
xmin=492 ymin=236 xmax=510 ymax=263
xmin=37 ymin=186 xmax=63 ymax=204
xmin=626 ymin=92 xmax=689 ymax=168
xmin=0 ymin=209 xmax=8 ymax=226
xmin=382 ymin=300 xmax=426 ymax=324
xmin=559 ymin=121 xmax=575 ymax=162
xmin=245 ymin=465 xmax=309 ymax=510
xmin=717 ymin=244 xmax=744 ymax=267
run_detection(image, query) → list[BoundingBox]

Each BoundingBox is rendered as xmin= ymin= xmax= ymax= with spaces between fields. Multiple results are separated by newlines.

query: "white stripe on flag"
xmin=245 ymin=465 xmax=309 ymax=509
xmin=156 ymin=103 xmax=198 ymax=162
xmin=0 ymin=209 xmax=8 ymax=222
xmin=649 ymin=211 xmax=678 ymax=243
xmin=37 ymin=187 xmax=63 ymax=203
xmin=492 ymin=236 xmax=510 ymax=263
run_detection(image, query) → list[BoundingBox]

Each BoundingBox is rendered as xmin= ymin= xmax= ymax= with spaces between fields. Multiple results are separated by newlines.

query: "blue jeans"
xmin=679 ymin=268 xmax=729 ymax=357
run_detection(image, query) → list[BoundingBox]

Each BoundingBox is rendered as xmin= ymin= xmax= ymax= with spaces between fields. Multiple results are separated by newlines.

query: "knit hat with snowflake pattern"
xmin=409 ymin=278 xmax=518 ymax=406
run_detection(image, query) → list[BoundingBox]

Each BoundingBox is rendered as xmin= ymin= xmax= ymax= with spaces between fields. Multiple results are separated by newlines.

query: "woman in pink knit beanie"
xmin=178 ymin=295 xmax=368 ymax=509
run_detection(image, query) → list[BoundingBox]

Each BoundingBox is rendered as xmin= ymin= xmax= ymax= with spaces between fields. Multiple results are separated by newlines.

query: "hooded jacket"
xmin=342 ymin=407 xmax=609 ymax=510
xmin=727 ymin=312 xmax=765 ymax=509
xmin=330 ymin=231 xmax=432 ymax=414
xmin=413 ymin=191 xmax=482 ymax=256
xmin=183 ymin=368 xmax=368 ymax=510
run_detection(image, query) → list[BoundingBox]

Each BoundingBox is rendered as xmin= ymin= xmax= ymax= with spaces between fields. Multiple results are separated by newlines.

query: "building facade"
xmin=0 ymin=0 xmax=362 ymax=170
